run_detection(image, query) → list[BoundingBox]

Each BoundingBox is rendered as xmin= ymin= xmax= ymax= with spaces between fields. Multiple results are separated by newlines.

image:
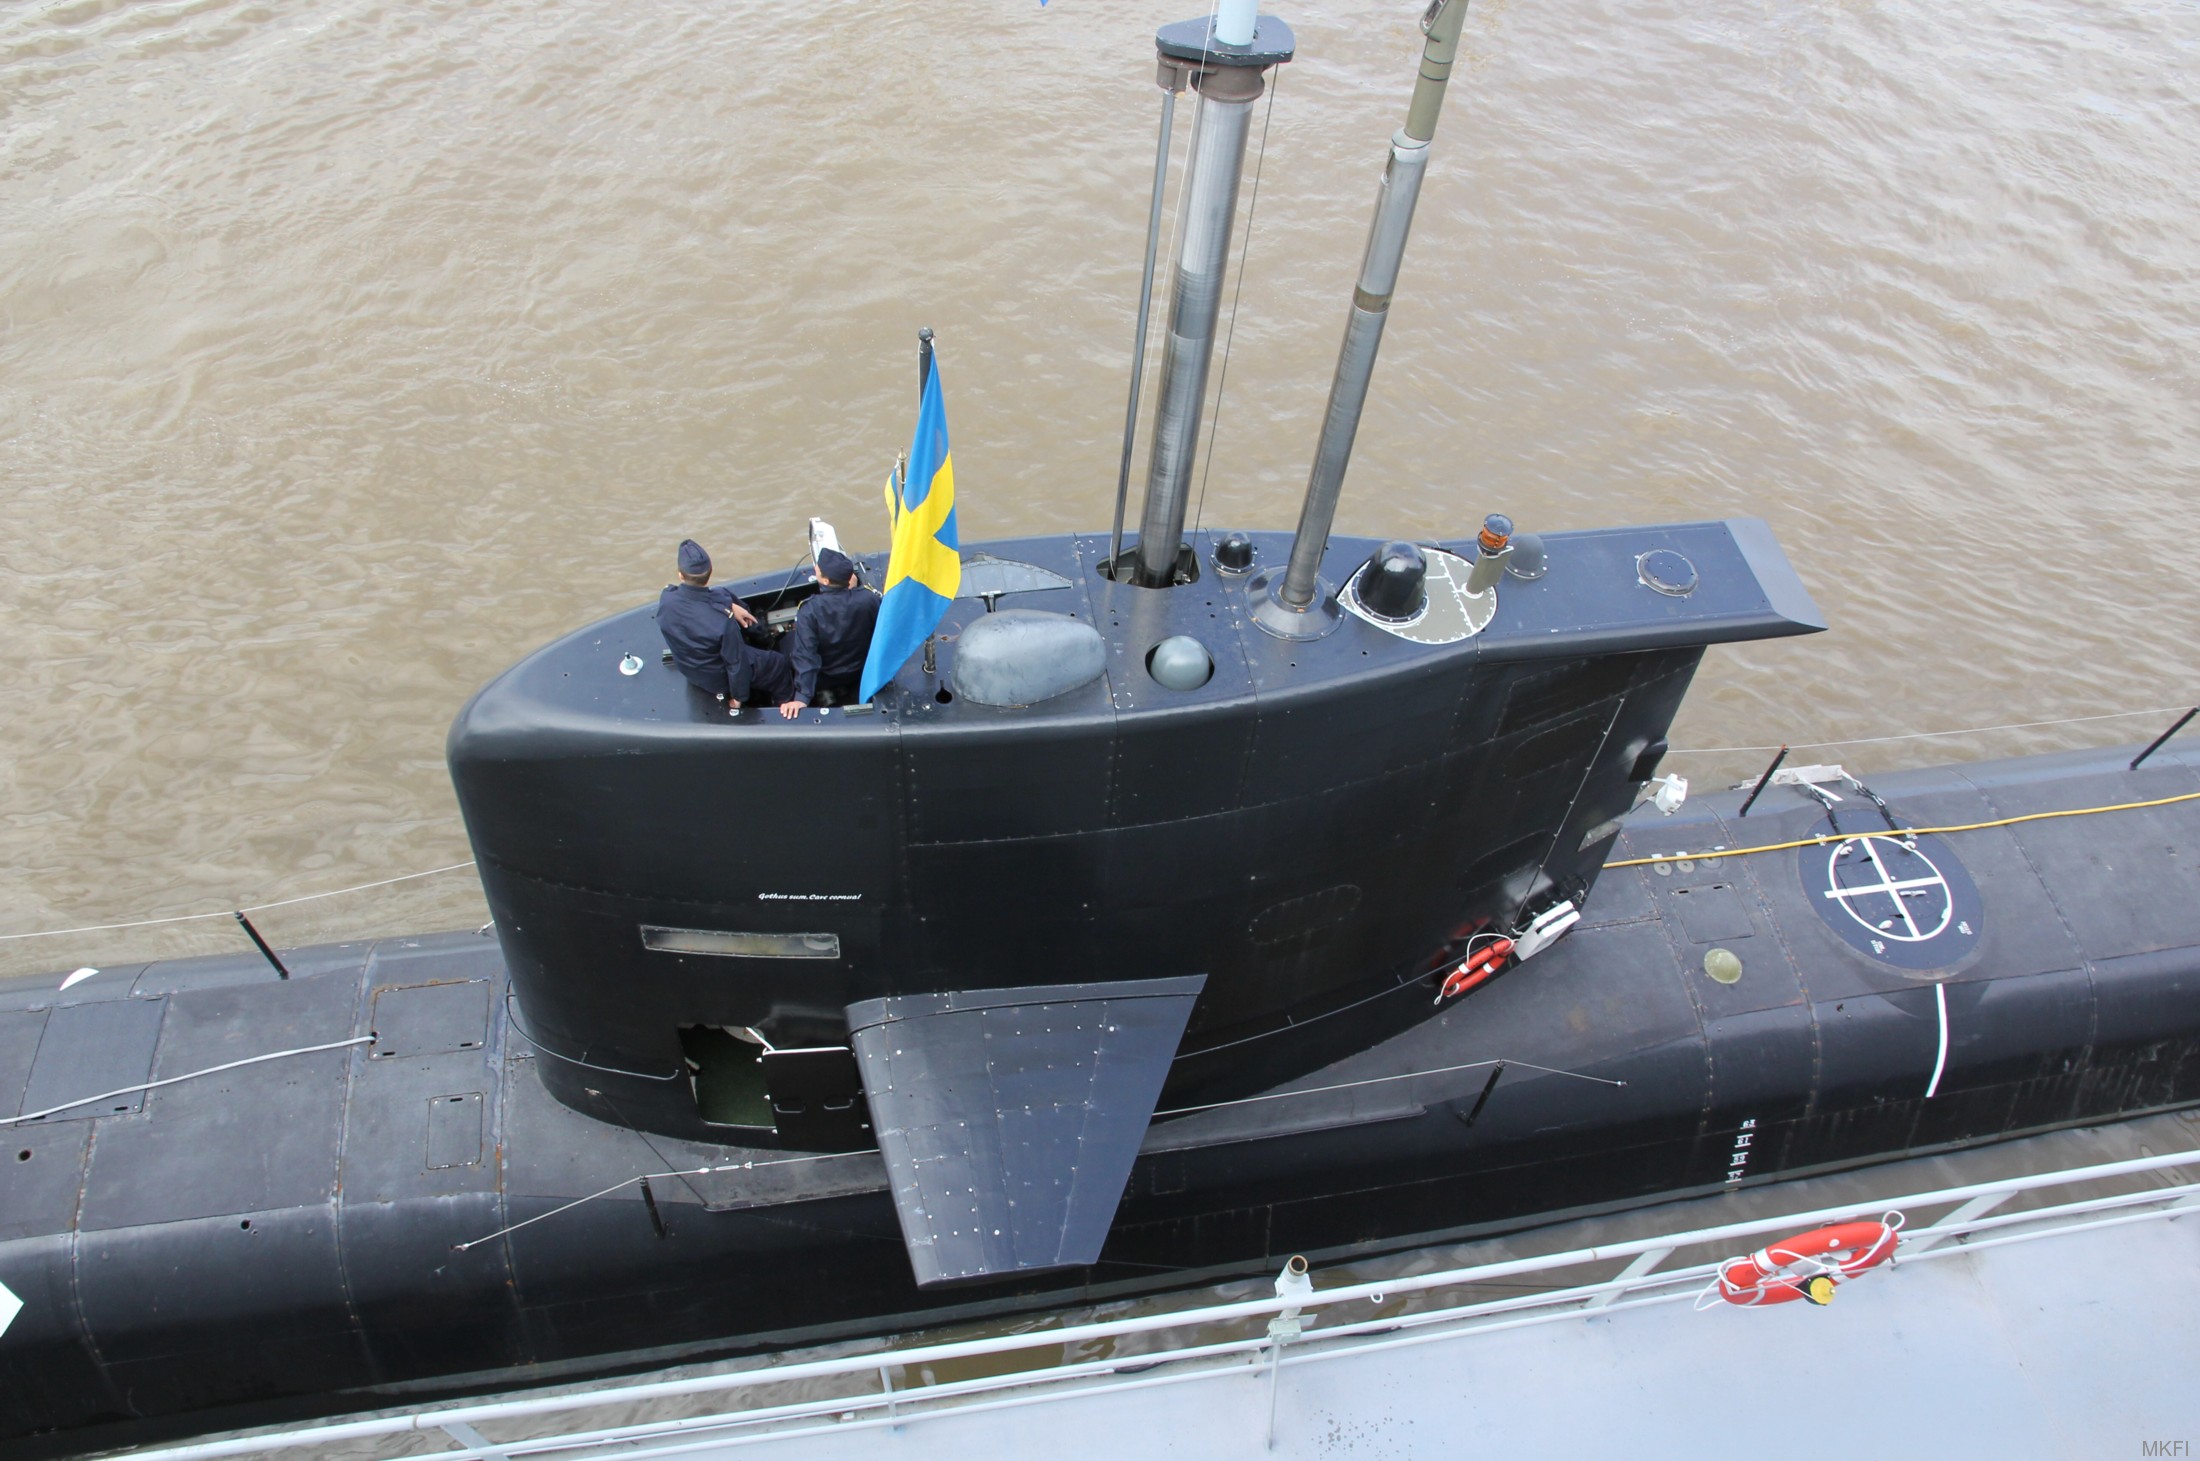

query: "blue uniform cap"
xmin=818 ymin=548 xmax=856 ymax=584
xmin=678 ymin=539 xmax=711 ymax=577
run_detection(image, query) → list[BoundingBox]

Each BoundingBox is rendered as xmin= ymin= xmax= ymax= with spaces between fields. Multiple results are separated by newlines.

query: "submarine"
xmin=5 ymin=1 xmax=2200 ymax=1452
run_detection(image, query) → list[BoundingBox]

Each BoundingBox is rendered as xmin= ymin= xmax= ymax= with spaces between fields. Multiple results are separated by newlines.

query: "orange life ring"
xmin=1716 ymin=1214 xmax=1903 ymax=1307
xmin=1437 ymin=938 xmax=1515 ymax=1003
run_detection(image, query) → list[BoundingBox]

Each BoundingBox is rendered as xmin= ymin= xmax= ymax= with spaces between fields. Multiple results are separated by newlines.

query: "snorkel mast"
xmin=1253 ymin=0 xmax=1470 ymax=637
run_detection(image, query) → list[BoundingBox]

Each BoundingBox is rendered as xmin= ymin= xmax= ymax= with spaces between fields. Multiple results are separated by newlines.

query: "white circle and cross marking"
xmin=1821 ymin=837 xmax=1954 ymax=943
xmin=1798 ymin=818 xmax=1981 ymax=972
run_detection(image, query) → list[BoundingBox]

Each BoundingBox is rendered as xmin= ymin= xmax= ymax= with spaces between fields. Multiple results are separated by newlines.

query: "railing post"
xmin=1264 ymin=1255 xmax=1312 ymax=1449
xmin=1263 ymin=1334 xmax=1287 ymax=1450
xmin=879 ymin=1364 xmax=899 ymax=1430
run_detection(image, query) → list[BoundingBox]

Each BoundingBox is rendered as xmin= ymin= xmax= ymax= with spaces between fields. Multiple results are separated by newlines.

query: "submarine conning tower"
xmin=445 ymin=5 xmax=1826 ymax=1223
xmin=445 ymin=5 xmax=1828 ymax=1292
xmin=448 ymin=519 xmax=1825 ymax=1151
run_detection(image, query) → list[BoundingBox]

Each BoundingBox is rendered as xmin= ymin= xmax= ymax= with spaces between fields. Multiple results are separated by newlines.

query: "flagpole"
xmin=915 ymin=326 xmax=937 ymax=683
xmin=860 ymin=328 xmax=955 ymax=706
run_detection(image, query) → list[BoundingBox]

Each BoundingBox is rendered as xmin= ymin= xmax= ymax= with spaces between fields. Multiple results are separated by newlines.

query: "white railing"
xmin=123 ymin=1147 xmax=2200 ymax=1461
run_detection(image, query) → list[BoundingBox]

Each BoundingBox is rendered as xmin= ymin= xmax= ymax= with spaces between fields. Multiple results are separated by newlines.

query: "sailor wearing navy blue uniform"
xmin=779 ymin=548 xmax=882 ymax=718
xmin=657 ymin=539 xmax=793 ymax=710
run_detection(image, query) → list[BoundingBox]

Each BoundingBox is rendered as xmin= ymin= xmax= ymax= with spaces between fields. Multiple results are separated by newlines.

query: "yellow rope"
xmin=1603 ymin=789 xmax=2200 ymax=870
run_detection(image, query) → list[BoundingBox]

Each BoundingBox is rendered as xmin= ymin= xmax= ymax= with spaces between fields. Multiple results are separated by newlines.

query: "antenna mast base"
xmin=1249 ymin=574 xmax=1343 ymax=641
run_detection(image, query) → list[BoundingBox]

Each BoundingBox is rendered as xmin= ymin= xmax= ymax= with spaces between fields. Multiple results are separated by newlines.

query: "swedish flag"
xmin=859 ymin=358 xmax=960 ymax=702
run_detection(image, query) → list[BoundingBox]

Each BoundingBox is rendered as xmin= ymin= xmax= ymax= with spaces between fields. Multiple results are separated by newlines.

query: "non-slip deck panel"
xmin=18 ymin=998 xmax=167 ymax=1124
xmin=0 ymin=1010 xmax=48 ymax=1122
xmin=78 ymin=974 xmax=356 ymax=1231
xmin=341 ymin=941 xmax=507 ymax=1208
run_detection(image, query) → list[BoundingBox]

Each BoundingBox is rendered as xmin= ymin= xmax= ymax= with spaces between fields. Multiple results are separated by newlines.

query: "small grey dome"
xmin=1148 ymin=635 xmax=1214 ymax=691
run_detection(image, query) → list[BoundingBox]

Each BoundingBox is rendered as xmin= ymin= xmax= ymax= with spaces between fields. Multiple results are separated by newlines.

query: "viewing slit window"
xmin=640 ymin=926 xmax=840 ymax=959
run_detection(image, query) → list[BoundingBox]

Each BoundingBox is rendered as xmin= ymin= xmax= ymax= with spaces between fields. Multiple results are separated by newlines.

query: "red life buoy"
xmin=1436 ymin=938 xmax=1515 ymax=1004
xmin=1715 ymin=1214 xmax=1903 ymax=1307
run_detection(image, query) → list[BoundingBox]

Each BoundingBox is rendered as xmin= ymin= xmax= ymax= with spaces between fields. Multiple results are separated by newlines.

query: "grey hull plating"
xmin=5 ymin=741 xmax=2197 ymax=1451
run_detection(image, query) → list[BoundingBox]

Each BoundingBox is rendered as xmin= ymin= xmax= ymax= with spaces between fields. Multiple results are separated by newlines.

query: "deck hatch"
xmin=425 ymin=1092 xmax=485 ymax=1169
xmin=18 ymin=997 xmax=167 ymax=1123
xmin=369 ymin=980 xmax=490 ymax=1059
xmin=1670 ymin=883 xmax=1756 ymax=944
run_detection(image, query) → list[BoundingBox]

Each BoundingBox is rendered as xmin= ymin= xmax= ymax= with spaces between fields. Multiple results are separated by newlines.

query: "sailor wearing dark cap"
xmin=778 ymin=547 xmax=882 ymax=719
xmin=657 ymin=539 xmax=794 ymax=710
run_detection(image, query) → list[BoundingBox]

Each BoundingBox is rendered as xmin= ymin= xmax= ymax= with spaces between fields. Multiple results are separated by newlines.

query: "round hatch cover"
xmin=1637 ymin=548 xmax=1698 ymax=596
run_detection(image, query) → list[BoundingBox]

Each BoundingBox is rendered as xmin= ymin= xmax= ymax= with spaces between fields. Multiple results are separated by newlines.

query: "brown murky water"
xmin=3 ymin=0 xmax=2198 ymax=975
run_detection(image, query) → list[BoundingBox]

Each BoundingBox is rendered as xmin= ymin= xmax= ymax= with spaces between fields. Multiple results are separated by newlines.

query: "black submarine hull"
xmin=5 ymin=741 xmax=2197 ymax=1453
